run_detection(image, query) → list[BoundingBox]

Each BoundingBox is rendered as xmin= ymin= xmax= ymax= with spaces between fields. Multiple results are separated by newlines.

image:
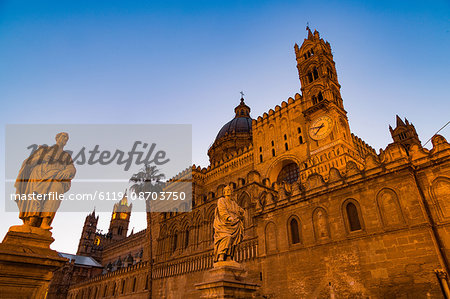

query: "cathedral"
xmin=52 ymin=28 xmax=450 ymax=298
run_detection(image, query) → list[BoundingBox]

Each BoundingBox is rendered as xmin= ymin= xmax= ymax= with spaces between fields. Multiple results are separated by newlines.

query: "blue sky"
xmin=1 ymin=0 xmax=449 ymax=253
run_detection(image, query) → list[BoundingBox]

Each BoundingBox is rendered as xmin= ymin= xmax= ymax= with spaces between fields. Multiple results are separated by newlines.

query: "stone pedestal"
xmin=0 ymin=225 xmax=67 ymax=299
xmin=195 ymin=261 xmax=259 ymax=298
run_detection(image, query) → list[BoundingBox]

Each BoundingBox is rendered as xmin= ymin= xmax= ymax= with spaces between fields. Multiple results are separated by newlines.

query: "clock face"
xmin=309 ymin=115 xmax=334 ymax=140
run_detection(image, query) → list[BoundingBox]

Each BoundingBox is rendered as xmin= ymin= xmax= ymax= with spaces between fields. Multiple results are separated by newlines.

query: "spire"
xmin=307 ymin=25 xmax=313 ymax=39
xmin=314 ymin=29 xmax=320 ymax=38
xmin=396 ymin=115 xmax=406 ymax=127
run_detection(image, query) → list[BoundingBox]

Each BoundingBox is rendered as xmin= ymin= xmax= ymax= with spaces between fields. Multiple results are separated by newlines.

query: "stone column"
xmin=0 ymin=225 xmax=67 ymax=299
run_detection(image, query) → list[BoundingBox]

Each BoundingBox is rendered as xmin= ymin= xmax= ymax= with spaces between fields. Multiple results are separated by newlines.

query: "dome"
xmin=215 ymin=116 xmax=252 ymax=141
xmin=208 ymin=97 xmax=253 ymax=164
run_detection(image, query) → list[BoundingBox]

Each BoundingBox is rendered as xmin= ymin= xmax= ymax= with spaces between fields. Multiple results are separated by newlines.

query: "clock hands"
xmin=309 ymin=116 xmax=333 ymax=140
xmin=310 ymin=123 xmax=325 ymax=135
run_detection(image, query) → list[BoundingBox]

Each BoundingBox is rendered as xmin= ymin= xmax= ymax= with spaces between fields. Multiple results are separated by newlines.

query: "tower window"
xmin=297 ymin=127 xmax=301 ymax=134
xmin=272 ymin=149 xmax=275 ymax=157
xmin=259 ymin=146 xmax=262 ymax=152
xmin=299 ymin=136 xmax=303 ymax=144
xmin=285 ymin=143 xmax=288 ymax=150
xmin=318 ymin=91 xmax=323 ymax=102
xmin=284 ymin=134 xmax=287 ymax=140
xmin=271 ymin=140 xmax=274 ymax=146
xmin=307 ymin=73 xmax=313 ymax=83
xmin=260 ymin=154 xmax=263 ymax=163
xmin=312 ymin=95 xmax=318 ymax=105
xmin=313 ymin=67 xmax=319 ymax=80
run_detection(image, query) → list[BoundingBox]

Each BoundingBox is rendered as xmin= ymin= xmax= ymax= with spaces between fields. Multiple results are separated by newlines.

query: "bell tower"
xmin=295 ymin=27 xmax=344 ymax=113
xmin=291 ymin=28 xmax=371 ymax=176
xmin=77 ymin=210 xmax=98 ymax=256
xmin=108 ymin=193 xmax=132 ymax=241
xmin=294 ymin=27 xmax=352 ymax=146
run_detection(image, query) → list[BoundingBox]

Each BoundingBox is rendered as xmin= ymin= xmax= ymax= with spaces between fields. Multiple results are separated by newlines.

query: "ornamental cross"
xmin=240 ymin=91 xmax=244 ymax=98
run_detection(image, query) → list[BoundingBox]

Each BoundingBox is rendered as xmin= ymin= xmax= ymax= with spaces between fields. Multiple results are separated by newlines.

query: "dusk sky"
xmin=1 ymin=1 xmax=449 ymax=253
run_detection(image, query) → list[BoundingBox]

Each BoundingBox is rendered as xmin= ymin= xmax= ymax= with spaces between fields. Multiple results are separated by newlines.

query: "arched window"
xmin=172 ymin=233 xmax=178 ymax=253
xmin=132 ymin=277 xmax=137 ymax=292
xmin=313 ymin=67 xmax=319 ymax=80
xmin=289 ymin=218 xmax=301 ymax=244
xmin=277 ymin=163 xmax=299 ymax=184
xmin=318 ymin=91 xmax=323 ymax=102
xmin=346 ymin=202 xmax=362 ymax=231
xmin=184 ymin=229 xmax=189 ymax=249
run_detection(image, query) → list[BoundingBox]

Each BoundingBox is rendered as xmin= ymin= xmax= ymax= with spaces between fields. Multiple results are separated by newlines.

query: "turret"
xmin=108 ymin=193 xmax=132 ymax=241
xmin=77 ymin=210 xmax=98 ymax=256
xmin=389 ymin=115 xmax=421 ymax=152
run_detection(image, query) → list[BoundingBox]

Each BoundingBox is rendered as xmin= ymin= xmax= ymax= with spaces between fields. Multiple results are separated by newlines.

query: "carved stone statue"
xmin=213 ymin=185 xmax=244 ymax=262
xmin=14 ymin=132 xmax=76 ymax=230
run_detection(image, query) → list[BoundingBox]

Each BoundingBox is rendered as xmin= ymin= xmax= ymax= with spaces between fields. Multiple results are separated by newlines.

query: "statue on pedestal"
xmin=14 ymin=132 xmax=76 ymax=230
xmin=213 ymin=185 xmax=244 ymax=262
xmin=196 ymin=185 xmax=259 ymax=298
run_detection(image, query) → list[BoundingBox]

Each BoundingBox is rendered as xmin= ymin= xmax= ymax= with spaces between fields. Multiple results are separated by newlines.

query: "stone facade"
xmin=64 ymin=28 xmax=450 ymax=298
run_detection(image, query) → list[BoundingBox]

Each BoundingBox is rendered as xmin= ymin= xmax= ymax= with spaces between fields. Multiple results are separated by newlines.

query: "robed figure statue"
xmin=14 ymin=132 xmax=76 ymax=230
xmin=213 ymin=185 xmax=244 ymax=262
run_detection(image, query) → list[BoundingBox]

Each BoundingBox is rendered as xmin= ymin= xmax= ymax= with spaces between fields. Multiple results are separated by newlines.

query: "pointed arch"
xmin=265 ymin=221 xmax=278 ymax=253
xmin=312 ymin=207 xmax=330 ymax=240
xmin=430 ymin=176 xmax=450 ymax=220
xmin=205 ymin=204 xmax=216 ymax=245
xmin=376 ymin=188 xmax=405 ymax=227
xmin=342 ymin=199 xmax=364 ymax=233
xmin=237 ymin=191 xmax=253 ymax=229
xmin=287 ymin=215 xmax=302 ymax=245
